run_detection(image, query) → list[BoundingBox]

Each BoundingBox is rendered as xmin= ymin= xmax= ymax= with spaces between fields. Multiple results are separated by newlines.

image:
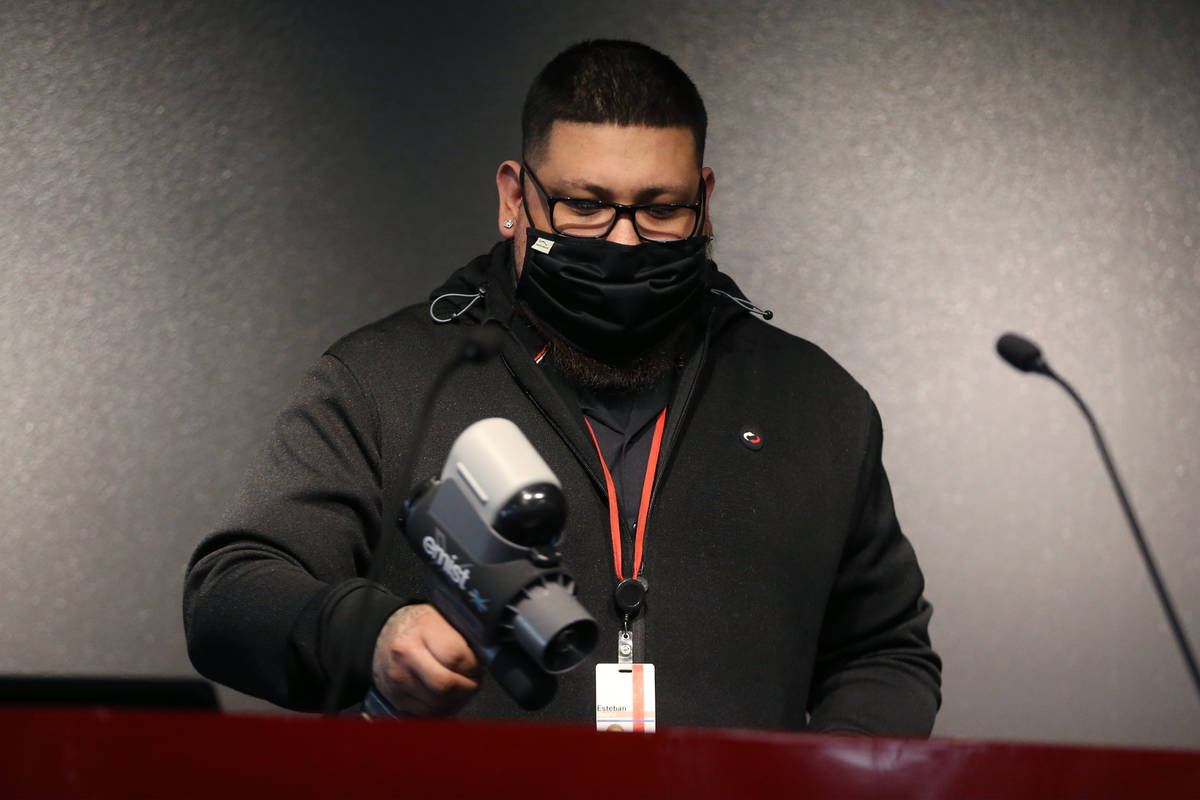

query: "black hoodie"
xmin=183 ymin=242 xmax=942 ymax=734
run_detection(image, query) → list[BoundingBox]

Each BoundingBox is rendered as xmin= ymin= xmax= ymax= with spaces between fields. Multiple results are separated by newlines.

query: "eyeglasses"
xmin=521 ymin=164 xmax=705 ymax=243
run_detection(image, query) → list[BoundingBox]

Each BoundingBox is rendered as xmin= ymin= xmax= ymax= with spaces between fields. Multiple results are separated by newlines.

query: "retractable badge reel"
xmin=596 ymin=577 xmax=655 ymax=733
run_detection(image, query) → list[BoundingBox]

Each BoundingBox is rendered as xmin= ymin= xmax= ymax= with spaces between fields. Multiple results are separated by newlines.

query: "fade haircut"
xmin=521 ymin=40 xmax=707 ymax=167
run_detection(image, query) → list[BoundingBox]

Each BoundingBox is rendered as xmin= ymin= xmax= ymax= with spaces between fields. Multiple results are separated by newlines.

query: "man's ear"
xmin=701 ymin=166 xmax=716 ymax=237
xmin=496 ymin=160 xmax=523 ymax=240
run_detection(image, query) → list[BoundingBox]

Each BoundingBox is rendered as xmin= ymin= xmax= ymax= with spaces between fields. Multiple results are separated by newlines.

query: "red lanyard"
xmin=584 ymin=407 xmax=668 ymax=581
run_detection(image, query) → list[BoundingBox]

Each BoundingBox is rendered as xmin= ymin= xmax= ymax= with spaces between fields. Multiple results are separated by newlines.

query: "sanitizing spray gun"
xmin=376 ymin=418 xmax=599 ymax=712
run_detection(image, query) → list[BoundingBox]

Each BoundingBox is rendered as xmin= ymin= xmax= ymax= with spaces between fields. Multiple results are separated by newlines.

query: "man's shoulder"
xmin=325 ymin=302 xmax=443 ymax=366
xmin=324 ymin=245 xmax=504 ymax=370
xmin=716 ymin=312 xmax=870 ymax=404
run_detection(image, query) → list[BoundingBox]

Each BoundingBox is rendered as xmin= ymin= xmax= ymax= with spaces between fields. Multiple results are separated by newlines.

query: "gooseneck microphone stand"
xmin=996 ymin=333 xmax=1200 ymax=702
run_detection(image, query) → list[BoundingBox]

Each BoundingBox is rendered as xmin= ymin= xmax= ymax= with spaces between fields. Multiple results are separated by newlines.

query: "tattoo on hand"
xmin=388 ymin=605 xmax=428 ymax=645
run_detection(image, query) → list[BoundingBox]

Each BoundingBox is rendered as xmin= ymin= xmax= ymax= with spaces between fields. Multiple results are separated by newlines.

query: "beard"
xmin=521 ymin=306 xmax=689 ymax=394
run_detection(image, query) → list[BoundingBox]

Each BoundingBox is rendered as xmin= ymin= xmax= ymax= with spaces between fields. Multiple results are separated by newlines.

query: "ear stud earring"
xmin=503 ymin=219 xmax=514 ymax=229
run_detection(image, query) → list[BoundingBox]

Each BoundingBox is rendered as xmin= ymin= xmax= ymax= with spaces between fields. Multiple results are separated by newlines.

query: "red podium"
xmin=2 ymin=709 xmax=1197 ymax=798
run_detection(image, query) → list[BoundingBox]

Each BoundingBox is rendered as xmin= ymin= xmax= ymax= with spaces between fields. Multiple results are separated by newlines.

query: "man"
xmin=184 ymin=40 xmax=941 ymax=734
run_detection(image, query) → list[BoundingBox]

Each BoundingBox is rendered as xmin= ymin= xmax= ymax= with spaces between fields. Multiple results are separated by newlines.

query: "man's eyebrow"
xmin=554 ymin=178 xmax=695 ymax=203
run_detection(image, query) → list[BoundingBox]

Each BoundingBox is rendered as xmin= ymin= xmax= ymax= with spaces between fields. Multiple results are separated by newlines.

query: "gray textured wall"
xmin=1 ymin=1 xmax=1197 ymax=748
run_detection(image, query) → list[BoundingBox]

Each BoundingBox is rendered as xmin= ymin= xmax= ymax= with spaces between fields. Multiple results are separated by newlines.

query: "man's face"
xmin=494 ymin=121 xmax=716 ymax=391
xmin=498 ymin=121 xmax=715 ymax=275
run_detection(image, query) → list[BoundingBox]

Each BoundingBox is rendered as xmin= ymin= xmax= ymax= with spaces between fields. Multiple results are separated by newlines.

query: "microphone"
xmin=995 ymin=333 xmax=1047 ymax=374
xmin=322 ymin=320 xmax=510 ymax=714
xmin=995 ymin=332 xmax=1200 ymax=701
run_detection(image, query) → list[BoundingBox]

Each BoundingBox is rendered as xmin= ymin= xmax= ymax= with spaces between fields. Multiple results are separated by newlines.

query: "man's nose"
xmin=605 ymin=212 xmax=641 ymax=246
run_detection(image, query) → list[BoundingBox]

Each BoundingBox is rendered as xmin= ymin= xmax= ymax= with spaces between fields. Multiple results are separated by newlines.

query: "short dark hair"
xmin=522 ymin=40 xmax=707 ymax=166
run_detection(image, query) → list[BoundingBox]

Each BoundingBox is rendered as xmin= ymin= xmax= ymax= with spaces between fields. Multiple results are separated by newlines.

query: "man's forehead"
xmin=534 ymin=121 xmax=700 ymax=193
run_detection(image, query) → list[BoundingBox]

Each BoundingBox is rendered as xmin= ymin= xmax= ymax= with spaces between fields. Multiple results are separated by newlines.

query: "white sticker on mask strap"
xmin=531 ymin=237 xmax=555 ymax=254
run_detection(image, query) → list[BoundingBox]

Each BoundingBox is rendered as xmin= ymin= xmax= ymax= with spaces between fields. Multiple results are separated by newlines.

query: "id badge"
xmin=595 ymin=663 xmax=655 ymax=732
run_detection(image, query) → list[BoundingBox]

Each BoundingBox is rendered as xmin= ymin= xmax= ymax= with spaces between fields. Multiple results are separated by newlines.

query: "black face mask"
xmin=515 ymin=228 xmax=712 ymax=364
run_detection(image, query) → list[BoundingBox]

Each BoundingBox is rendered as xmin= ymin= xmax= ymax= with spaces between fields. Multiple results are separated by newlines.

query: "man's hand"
xmin=371 ymin=604 xmax=482 ymax=715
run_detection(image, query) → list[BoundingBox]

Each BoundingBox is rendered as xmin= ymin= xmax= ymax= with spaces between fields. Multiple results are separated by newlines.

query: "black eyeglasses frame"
xmin=520 ymin=163 xmax=706 ymax=243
